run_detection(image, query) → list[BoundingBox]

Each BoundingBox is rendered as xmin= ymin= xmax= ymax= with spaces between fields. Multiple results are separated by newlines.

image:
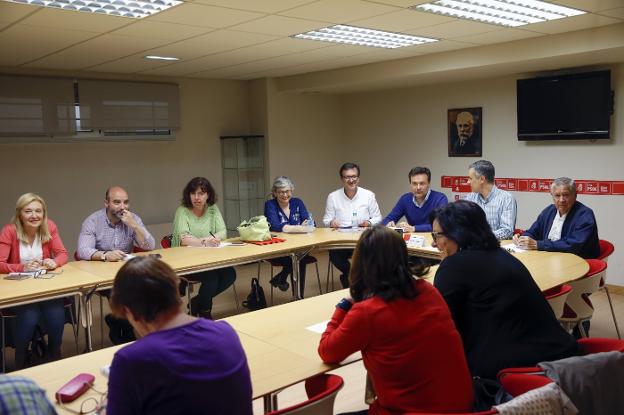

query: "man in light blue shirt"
xmin=465 ymin=160 xmax=516 ymax=240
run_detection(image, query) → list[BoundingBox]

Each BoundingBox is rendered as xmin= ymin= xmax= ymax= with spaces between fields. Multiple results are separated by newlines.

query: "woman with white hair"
xmin=264 ymin=176 xmax=315 ymax=297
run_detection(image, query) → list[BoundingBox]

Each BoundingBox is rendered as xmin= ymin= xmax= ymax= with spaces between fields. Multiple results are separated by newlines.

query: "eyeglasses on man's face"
xmin=341 ymin=175 xmax=359 ymax=182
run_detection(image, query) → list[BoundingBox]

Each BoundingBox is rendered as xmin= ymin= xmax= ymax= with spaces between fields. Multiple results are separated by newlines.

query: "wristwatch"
xmin=100 ymin=251 xmax=107 ymax=262
xmin=336 ymin=298 xmax=353 ymax=312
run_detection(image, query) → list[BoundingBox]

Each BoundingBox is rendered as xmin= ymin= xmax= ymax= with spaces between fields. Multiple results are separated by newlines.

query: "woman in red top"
xmin=0 ymin=193 xmax=68 ymax=368
xmin=318 ymin=226 xmax=472 ymax=415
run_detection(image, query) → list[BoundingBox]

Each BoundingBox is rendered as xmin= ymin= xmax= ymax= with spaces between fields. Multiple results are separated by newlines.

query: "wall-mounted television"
xmin=517 ymin=70 xmax=612 ymax=141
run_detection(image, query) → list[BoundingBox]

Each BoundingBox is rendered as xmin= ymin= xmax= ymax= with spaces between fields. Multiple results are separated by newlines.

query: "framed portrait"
xmin=448 ymin=107 xmax=482 ymax=157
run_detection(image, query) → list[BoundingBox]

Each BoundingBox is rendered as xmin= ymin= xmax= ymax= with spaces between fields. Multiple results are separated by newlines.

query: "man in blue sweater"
xmin=383 ymin=167 xmax=449 ymax=232
xmin=514 ymin=177 xmax=599 ymax=259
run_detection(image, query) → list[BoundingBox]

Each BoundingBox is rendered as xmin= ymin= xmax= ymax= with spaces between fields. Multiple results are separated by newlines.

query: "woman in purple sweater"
xmin=105 ymin=257 xmax=252 ymax=415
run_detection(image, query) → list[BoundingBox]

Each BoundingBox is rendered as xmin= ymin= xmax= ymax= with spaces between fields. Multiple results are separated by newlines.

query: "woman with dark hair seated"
xmin=318 ymin=226 xmax=473 ymax=415
xmin=430 ymin=200 xmax=578 ymax=381
xmin=171 ymin=177 xmax=236 ymax=319
xmin=106 ymin=257 xmax=252 ymax=415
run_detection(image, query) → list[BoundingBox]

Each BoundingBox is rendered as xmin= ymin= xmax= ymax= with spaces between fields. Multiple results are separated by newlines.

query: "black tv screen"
xmin=517 ymin=70 xmax=611 ymax=140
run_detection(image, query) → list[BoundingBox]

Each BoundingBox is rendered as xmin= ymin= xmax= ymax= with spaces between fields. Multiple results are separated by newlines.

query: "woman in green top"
xmin=172 ymin=177 xmax=236 ymax=319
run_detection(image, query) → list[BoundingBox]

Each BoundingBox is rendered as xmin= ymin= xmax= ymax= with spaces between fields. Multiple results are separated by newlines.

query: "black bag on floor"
xmin=242 ymin=277 xmax=267 ymax=311
xmin=105 ymin=314 xmax=136 ymax=345
xmin=24 ymin=324 xmax=47 ymax=367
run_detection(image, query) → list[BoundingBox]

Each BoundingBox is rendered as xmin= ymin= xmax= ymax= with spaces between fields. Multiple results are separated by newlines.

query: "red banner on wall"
xmin=441 ymin=176 xmax=624 ymax=196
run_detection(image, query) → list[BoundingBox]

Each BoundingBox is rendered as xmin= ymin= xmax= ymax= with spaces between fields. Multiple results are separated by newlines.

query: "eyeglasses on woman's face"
xmin=431 ymin=231 xmax=445 ymax=242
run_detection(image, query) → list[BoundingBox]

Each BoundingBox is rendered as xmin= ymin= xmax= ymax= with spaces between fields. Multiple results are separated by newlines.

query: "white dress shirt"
xmin=323 ymin=186 xmax=382 ymax=227
xmin=19 ymin=235 xmax=43 ymax=264
xmin=547 ymin=212 xmax=567 ymax=241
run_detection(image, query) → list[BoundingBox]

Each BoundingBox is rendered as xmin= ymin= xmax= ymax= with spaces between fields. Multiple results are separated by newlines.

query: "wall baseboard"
xmin=606 ymin=284 xmax=624 ymax=295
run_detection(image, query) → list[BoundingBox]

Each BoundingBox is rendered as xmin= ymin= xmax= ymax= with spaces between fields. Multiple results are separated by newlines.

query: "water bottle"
xmin=308 ymin=214 xmax=315 ymax=228
xmin=351 ymin=211 xmax=358 ymax=230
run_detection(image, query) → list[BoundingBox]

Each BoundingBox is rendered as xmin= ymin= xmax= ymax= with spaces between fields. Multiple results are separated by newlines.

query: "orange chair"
xmin=596 ymin=239 xmax=620 ymax=338
xmin=558 ymin=259 xmax=606 ymax=337
xmin=265 ymin=374 xmax=344 ymax=415
xmin=542 ymin=284 xmax=572 ymax=319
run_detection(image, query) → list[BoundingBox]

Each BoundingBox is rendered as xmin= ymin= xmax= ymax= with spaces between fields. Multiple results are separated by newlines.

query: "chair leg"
xmin=232 ymin=283 xmax=240 ymax=312
xmin=314 ymin=262 xmax=322 ymax=295
xmin=270 ymin=264 xmax=274 ymax=306
xmin=69 ymin=297 xmax=80 ymax=354
xmin=578 ymin=320 xmax=588 ymax=338
xmin=97 ymin=295 xmax=103 ymax=349
xmin=603 ymin=286 xmax=621 ymax=339
xmin=2 ymin=317 xmax=6 ymax=373
xmin=326 ymin=259 xmax=331 ymax=293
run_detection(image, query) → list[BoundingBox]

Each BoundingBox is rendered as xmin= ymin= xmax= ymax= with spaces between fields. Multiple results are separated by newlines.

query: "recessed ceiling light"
xmin=144 ymin=55 xmax=180 ymax=61
xmin=292 ymin=24 xmax=438 ymax=49
xmin=1 ymin=0 xmax=182 ymax=19
xmin=412 ymin=0 xmax=585 ymax=27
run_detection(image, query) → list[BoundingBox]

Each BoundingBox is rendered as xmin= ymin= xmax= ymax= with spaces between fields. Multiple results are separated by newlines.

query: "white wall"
xmin=0 ymin=76 xmax=251 ymax=255
xmin=340 ymin=63 xmax=624 ymax=284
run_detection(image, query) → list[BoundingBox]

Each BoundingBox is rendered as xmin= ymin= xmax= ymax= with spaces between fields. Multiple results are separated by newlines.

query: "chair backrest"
xmin=543 ymin=284 xmax=572 ymax=319
xmin=560 ymin=259 xmax=606 ymax=321
xmin=577 ymin=337 xmax=624 ymax=354
xmin=161 ymin=234 xmax=172 ymax=249
xmin=514 ymin=228 xmax=524 ymax=235
xmin=266 ymin=374 xmax=343 ymax=415
xmin=598 ymin=239 xmax=614 ymax=262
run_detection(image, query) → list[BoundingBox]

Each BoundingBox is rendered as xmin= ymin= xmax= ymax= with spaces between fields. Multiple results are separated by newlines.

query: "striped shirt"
xmin=76 ymin=208 xmax=155 ymax=260
xmin=0 ymin=375 xmax=56 ymax=415
xmin=466 ymin=186 xmax=516 ymax=240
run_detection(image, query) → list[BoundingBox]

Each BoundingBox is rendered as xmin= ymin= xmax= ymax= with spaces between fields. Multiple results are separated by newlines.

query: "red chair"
xmin=161 ymin=234 xmax=240 ymax=315
xmin=513 ymin=228 xmax=525 ymax=235
xmin=596 ymin=239 xmax=620 ymax=338
xmin=266 ymin=374 xmax=344 ymax=415
xmin=558 ymin=259 xmax=606 ymax=337
xmin=542 ymin=284 xmax=572 ymax=319
xmin=498 ymin=337 xmax=624 ymax=397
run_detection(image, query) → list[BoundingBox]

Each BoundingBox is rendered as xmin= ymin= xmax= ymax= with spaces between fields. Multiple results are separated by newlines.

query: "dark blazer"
xmin=523 ymin=201 xmax=599 ymax=259
xmin=434 ymin=248 xmax=578 ymax=379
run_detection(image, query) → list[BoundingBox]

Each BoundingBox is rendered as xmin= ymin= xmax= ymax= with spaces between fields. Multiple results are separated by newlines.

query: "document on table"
xmin=187 ymin=242 xmax=242 ymax=249
xmin=502 ymin=243 xmax=526 ymax=253
xmin=306 ymin=320 xmax=329 ymax=334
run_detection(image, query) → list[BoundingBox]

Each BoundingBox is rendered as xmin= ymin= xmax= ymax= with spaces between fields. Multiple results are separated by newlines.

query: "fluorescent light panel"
xmin=293 ymin=24 xmax=438 ymax=49
xmin=144 ymin=55 xmax=179 ymax=61
xmin=2 ymin=0 xmax=182 ymax=19
xmin=412 ymin=0 xmax=585 ymax=27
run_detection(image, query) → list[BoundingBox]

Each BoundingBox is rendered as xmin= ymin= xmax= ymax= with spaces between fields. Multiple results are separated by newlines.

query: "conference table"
xmin=5 ymin=229 xmax=590 ymax=413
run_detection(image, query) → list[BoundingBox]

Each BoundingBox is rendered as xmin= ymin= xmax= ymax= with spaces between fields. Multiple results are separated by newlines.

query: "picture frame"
xmin=448 ymin=107 xmax=482 ymax=157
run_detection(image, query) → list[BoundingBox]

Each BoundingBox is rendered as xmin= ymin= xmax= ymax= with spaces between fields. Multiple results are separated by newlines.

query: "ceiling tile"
xmin=552 ymin=0 xmax=624 ymax=13
xmin=408 ymin=20 xmax=498 ymax=39
xmin=149 ymin=3 xmax=264 ymax=28
xmin=279 ymin=0 xmax=400 ymax=23
xmin=525 ymin=13 xmax=621 ymax=34
xmin=598 ymin=7 xmax=624 ymax=19
xmin=399 ymin=39 xmax=478 ymax=54
xmin=111 ymin=20 xmax=212 ymax=41
xmin=228 ymin=15 xmax=328 ymax=36
xmin=0 ymin=2 xmax=40 ymax=24
xmin=19 ymin=7 xmax=130 ymax=32
xmin=458 ymin=28 xmax=543 ymax=45
xmin=193 ymin=0 xmax=316 ymax=13
xmin=0 ymin=23 xmax=98 ymax=66
xmin=350 ymin=9 xmax=455 ymax=31
xmin=24 ymin=33 xmax=170 ymax=69
xmin=142 ymin=29 xmax=280 ymax=61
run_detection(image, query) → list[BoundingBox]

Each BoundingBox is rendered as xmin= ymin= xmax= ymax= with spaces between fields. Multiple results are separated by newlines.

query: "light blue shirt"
xmin=466 ymin=185 xmax=516 ymax=239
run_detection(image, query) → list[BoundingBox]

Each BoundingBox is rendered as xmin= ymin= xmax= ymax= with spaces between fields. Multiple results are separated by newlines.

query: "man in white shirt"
xmin=323 ymin=162 xmax=382 ymax=287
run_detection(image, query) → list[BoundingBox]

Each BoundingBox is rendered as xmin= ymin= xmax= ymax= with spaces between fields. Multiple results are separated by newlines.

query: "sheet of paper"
xmin=306 ymin=320 xmax=329 ymax=334
xmin=502 ymin=243 xmax=526 ymax=253
xmin=187 ymin=242 xmax=236 ymax=249
xmin=406 ymin=235 xmax=425 ymax=248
